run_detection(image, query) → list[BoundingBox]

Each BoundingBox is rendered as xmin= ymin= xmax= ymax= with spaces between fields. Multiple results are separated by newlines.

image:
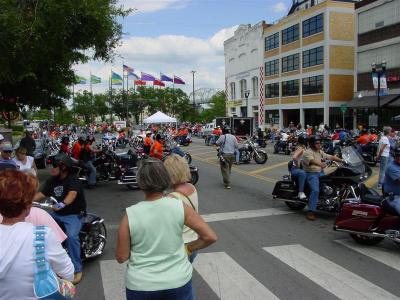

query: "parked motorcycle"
xmin=238 ymin=138 xmax=268 ymax=164
xmin=334 ymin=183 xmax=400 ymax=245
xmin=272 ymin=146 xmax=372 ymax=212
xmin=33 ymin=198 xmax=107 ymax=260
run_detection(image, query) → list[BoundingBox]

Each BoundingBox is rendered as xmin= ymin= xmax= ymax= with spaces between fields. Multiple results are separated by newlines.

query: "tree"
xmin=0 ymin=0 xmax=131 ymax=110
xmin=73 ymin=91 xmax=94 ymax=124
xmin=199 ymin=91 xmax=226 ymax=122
xmin=93 ymin=94 xmax=109 ymax=122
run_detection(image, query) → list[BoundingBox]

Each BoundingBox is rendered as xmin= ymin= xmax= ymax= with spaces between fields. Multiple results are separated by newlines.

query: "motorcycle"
xmin=334 ymin=183 xmax=400 ymax=245
xmin=164 ymin=138 xmax=192 ymax=164
xmin=116 ymin=137 xmax=128 ymax=149
xmin=272 ymin=146 xmax=372 ymax=212
xmin=358 ymin=142 xmax=379 ymax=166
xmin=238 ymin=138 xmax=268 ymax=164
xmin=175 ymin=135 xmax=192 ymax=147
xmin=33 ymin=198 xmax=107 ymax=260
xmin=273 ymin=138 xmax=291 ymax=155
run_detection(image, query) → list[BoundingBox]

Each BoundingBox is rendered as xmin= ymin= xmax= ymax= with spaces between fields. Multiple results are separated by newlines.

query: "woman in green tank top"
xmin=115 ymin=159 xmax=217 ymax=300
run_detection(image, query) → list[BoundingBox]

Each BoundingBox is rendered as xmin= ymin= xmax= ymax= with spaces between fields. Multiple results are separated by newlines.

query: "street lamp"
xmin=244 ymin=89 xmax=250 ymax=117
xmin=371 ymin=60 xmax=387 ymax=128
xmin=191 ymin=70 xmax=196 ymax=109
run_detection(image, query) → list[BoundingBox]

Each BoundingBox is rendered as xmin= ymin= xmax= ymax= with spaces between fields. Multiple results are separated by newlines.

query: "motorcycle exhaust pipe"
xmin=334 ymin=226 xmax=386 ymax=238
xmin=273 ymin=196 xmax=304 ymax=204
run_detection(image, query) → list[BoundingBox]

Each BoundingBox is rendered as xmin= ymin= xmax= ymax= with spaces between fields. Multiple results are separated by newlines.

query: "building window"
xmin=230 ymin=107 xmax=236 ymax=114
xmin=282 ymin=53 xmax=300 ymax=73
xmin=265 ymin=32 xmax=279 ymax=51
xmin=240 ymin=79 xmax=247 ymax=98
xmin=282 ymin=24 xmax=299 ymax=45
xmin=265 ymin=83 xmax=279 ymax=98
xmin=282 ymin=79 xmax=299 ymax=96
xmin=303 ymin=46 xmax=323 ymax=68
xmin=252 ymin=76 xmax=258 ymax=97
xmin=303 ymin=14 xmax=323 ymax=38
xmin=230 ymin=82 xmax=236 ymax=100
xmin=265 ymin=59 xmax=279 ymax=76
xmin=302 ymin=75 xmax=323 ymax=94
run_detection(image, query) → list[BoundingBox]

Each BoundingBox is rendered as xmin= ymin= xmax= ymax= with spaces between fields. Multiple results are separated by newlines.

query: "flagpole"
xmin=173 ymin=74 xmax=175 ymax=89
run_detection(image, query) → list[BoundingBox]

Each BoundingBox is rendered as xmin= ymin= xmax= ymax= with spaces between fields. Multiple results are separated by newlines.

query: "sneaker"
xmin=306 ymin=212 xmax=316 ymax=221
xmin=298 ymin=192 xmax=307 ymax=200
xmin=72 ymin=272 xmax=83 ymax=285
xmin=225 ymin=185 xmax=231 ymax=189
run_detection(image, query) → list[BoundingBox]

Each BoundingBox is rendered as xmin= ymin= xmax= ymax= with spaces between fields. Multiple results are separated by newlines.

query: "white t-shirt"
xmin=379 ymin=136 xmax=390 ymax=157
xmin=281 ymin=133 xmax=289 ymax=141
xmin=13 ymin=156 xmax=36 ymax=175
xmin=0 ymin=222 xmax=74 ymax=300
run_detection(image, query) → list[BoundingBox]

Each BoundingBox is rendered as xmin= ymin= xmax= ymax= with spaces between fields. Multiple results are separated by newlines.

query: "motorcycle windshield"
xmin=341 ymin=146 xmax=363 ymax=166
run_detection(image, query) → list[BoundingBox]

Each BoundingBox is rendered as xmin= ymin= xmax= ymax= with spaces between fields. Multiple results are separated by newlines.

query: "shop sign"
xmin=387 ymin=76 xmax=400 ymax=82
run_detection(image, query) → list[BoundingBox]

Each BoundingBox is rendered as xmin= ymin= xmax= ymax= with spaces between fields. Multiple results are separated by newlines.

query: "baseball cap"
xmin=1 ymin=143 xmax=13 ymax=151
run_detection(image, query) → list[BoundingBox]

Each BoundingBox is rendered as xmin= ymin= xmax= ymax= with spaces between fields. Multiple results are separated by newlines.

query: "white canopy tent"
xmin=143 ymin=111 xmax=177 ymax=124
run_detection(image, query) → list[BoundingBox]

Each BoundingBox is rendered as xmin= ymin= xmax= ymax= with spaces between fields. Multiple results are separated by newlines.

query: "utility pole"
xmin=191 ymin=70 xmax=196 ymax=109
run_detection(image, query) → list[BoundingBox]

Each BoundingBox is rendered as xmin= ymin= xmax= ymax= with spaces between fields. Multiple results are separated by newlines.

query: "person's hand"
xmin=321 ymin=162 xmax=327 ymax=169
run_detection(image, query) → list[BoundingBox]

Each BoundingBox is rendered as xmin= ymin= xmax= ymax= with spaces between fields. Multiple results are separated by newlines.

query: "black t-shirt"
xmin=41 ymin=174 xmax=87 ymax=216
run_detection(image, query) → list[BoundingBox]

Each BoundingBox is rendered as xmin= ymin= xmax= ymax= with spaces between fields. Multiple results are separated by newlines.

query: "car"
xmin=14 ymin=138 xmax=49 ymax=169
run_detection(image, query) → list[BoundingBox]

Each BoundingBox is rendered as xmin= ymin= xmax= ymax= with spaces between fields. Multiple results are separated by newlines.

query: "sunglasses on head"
xmin=3 ymin=150 xmax=12 ymax=153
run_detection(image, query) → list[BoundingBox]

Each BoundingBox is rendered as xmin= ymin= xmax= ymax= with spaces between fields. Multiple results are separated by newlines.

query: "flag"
xmin=75 ymin=75 xmax=86 ymax=84
xmin=123 ymin=64 xmax=134 ymax=74
xmin=153 ymin=79 xmax=165 ymax=87
xmin=129 ymin=72 xmax=140 ymax=80
xmin=160 ymin=73 xmax=173 ymax=82
xmin=111 ymin=71 xmax=123 ymax=85
xmin=134 ymin=80 xmax=146 ymax=86
xmin=173 ymin=76 xmax=185 ymax=84
xmin=90 ymin=74 xmax=101 ymax=84
xmin=141 ymin=72 xmax=156 ymax=81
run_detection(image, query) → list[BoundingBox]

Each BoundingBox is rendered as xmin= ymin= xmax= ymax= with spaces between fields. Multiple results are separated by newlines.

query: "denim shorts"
xmin=126 ymin=280 xmax=194 ymax=300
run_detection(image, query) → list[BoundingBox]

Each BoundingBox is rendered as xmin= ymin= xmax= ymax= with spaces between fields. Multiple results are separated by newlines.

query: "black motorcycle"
xmin=358 ymin=142 xmax=379 ymax=166
xmin=273 ymin=138 xmax=292 ymax=155
xmin=33 ymin=198 xmax=107 ymax=260
xmin=272 ymin=146 xmax=372 ymax=212
xmin=238 ymin=138 xmax=268 ymax=164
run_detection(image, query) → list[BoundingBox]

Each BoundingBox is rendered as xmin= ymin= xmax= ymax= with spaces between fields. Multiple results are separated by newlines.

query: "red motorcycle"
xmin=334 ymin=183 xmax=400 ymax=245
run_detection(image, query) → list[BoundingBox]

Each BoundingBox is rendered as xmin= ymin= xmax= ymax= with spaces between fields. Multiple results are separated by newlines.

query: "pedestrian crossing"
xmin=97 ymin=239 xmax=400 ymax=300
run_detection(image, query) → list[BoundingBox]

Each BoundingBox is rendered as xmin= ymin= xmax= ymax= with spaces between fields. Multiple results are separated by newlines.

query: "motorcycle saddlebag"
xmin=272 ymin=180 xmax=298 ymax=199
xmin=335 ymin=203 xmax=382 ymax=231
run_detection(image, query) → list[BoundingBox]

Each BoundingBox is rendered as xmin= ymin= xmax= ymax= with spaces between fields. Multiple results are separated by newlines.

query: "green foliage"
xmin=72 ymin=91 xmax=94 ymax=124
xmin=0 ymin=0 xmax=131 ymax=108
xmin=199 ymin=91 xmax=226 ymax=122
xmin=11 ymin=125 xmax=24 ymax=131
xmin=31 ymin=109 xmax=52 ymax=120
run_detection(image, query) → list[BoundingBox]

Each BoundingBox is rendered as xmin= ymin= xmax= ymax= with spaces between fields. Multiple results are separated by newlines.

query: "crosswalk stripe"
xmin=100 ymin=260 xmax=126 ymax=300
xmin=263 ymin=244 xmax=398 ymax=300
xmin=201 ymin=207 xmax=293 ymax=222
xmin=335 ymin=239 xmax=400 ymax=272
xmin=193 ymin=252 xmax=279 ymax=299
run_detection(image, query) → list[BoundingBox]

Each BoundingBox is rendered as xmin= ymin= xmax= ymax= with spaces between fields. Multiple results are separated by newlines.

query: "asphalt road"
xmin=36 ymin=137 xmax=399 ymax=300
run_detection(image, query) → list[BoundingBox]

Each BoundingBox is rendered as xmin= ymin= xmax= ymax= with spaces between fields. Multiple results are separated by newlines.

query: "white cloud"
xmin=119 ymin=0 xmax=191 ymax=13
xmin=273 ymin=2 xmax=287 ymax=13
xmin=74 ymin=25 xmax=238 ymax=95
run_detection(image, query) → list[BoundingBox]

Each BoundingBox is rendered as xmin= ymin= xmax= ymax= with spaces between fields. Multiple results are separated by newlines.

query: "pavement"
xmin=36 ymin=137 xmax=400 ymax=300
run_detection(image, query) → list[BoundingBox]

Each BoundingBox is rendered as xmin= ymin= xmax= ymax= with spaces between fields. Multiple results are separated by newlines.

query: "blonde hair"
xmin=164 ymin=154 xmax=191 ymax=185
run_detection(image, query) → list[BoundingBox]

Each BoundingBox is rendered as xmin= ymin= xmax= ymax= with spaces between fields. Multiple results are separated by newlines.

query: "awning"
xmin=387 ymin=96 xmax=400 ymax=107
xmin=347 ymin=94 xmax=400 ymax=108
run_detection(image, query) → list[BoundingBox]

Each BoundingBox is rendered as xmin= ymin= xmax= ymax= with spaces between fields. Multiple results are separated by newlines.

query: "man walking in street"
xmin=377 ymin=126 xmax=391 ymax=189
xmin=216 ymin=127 xmax=238 ymax=189
xmin=20 ymin=130 xmax=36 ymax=156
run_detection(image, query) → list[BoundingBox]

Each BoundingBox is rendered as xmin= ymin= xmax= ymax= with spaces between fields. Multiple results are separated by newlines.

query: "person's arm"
xmin=292 ymin=148 xmax=303 ymax=161
xmin=115 ymin=213 xmax=131 ymax=263
xmin=215 ymin=135 xmax=223 ymax=146
xmin=47 ymin=228 xmax=74 ymax=281
xmin=31 ymin=159 xmax=38 ymax=175
xmin=377 ymin=139 xmax=389 ymax=159
xmin=184 ymin=203 xmax=217 ymax=253
xmin=33 ymin=192 xmax=47 ymax=202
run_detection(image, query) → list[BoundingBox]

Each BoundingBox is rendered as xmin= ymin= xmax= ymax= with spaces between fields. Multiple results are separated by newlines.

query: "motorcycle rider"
xmin=384 ymin=147 xmax=400 ymax=214
xmin=71 ymin=136 xmax=85 ymax=160
xmin=290 ymin=134 xmax=308 ymax=200
xmin=81 ymin=136 xmax=101 ymax=188
xmin=302 ymin=135 xmax=343 ymax=221
xmin=60 ymin=135 xmax=70 ymax=154
xmin=150 ymin=134 xmax=164 ymax=160
xmin=33 ymin=153 xmax=86 ymax=284
xmin=20 ymin=130 xmax=36 ymax=157
xmin=143 ymin=131 xmax=152 ymax=155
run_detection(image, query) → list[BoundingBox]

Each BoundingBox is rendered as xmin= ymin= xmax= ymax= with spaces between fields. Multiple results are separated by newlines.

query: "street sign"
xmin=340 ymin=104 xmax=348 ymax=113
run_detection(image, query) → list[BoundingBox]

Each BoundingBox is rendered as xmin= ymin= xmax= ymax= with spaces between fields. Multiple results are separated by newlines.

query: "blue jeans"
xmin=126 ymin=280 xmax=194 ymax=300
xmin=84 ymin=160 xmax=96 ymax=185
xmin=172 ymin=147 xmax=185 ymax=157
xmin=306 ymin=171 xmax=324 ymax=212
xmin=234 ymin=149 xmax=240 ymax=162
xmin=379 ymin=156 xmax=389 ymax=185
xmin=389 ymin=195 xmax=400 ymax=215
xmin=50 ymin=213 xmax=83 ymax=273
xmin=291 ymin=167 xmax=307 ymax=193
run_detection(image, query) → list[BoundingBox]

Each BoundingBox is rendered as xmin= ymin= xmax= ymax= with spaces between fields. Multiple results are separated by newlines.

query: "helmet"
xmin=297 ymin=134 xmax=308 ymax=146
xmin=51 ymin=153 xmax=73 ymax=172
xmin=61 ymin=136 xmax=69 ymax=144
xmin=222 ymin=126 xmax=231 ymax=134
xmin=309 ymin=135 xmax=322 ymax=147
xmin=393 ymin=147 xmax=400 ymax=158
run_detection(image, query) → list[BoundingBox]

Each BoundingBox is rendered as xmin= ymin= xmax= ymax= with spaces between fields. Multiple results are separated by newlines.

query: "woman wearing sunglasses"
xmin=0 ymin=144 xmax=17 ymax=170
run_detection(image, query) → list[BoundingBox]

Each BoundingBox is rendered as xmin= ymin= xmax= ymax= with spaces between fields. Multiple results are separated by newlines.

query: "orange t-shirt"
xmin=357 ymin=135 xmax=370 ymax=145
xmin=369 ymin=134 xmax=378 ymax=142
xmin=144 ymin=137 xmax=152 ymax=146
xmin=71 ymin=143 xmax=82 ymax=160
xmin=150 ymin=141 xmax=163 ymax=160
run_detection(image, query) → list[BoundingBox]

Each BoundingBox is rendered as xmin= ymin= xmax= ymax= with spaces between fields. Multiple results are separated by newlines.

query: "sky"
xmin=74 ymin=0 xmax=291 ymax=95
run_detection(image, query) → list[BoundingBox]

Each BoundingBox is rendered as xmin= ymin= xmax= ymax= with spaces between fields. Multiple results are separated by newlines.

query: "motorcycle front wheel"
xmin=285 ymin=201 xmax=306 ymax=210
xmin=191 ymin=171 xmax=199 ymax=185
xmin=82 ymin=222 xmax=107 ymax=260
xmin=185 ymin=153 xmax=192 ymax=164
xmin=350 ymin=233 xmax=384 ymax=245
xmin=254 ymin=151 xmax=268 ymax=164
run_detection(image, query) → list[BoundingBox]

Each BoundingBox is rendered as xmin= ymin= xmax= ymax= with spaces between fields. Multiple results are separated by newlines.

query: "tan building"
xmin=263 ymin=0 xmax=356 ymax=128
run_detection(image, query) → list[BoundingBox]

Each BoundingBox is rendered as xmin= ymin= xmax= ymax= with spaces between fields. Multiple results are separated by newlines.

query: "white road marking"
xmin=106 ymin=207 xmax=293 ymax=230
xmin=264 ymin=244 xmax=398 ymax=300
xmin=194 ymin=252 xmax=279 ymax=300
xmin=100 ymin=260 xmax=126 ymax=300
xmin=201 ymin=207 xmax=293 ymax=222
xmin=335 ymin=239 xmax=400 ymax=272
